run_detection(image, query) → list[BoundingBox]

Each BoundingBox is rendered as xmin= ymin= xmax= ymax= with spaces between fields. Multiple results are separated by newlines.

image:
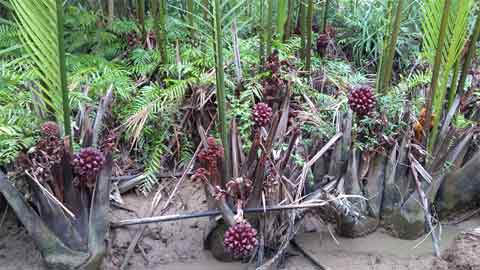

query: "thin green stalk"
xmin=265 ymin=0 xmax=274 ymax=56
xmin=213 ymin=0 xmax=231 ymax=181
xmin=322 ymin=0 xmax=329 ymax=33
xmin=107 ymin=0 xmax=114 ymax=27
xmin=382 ymin=0 xmax=405 ymax=92
xmin=283 ymin=0 xmax=295 ymax=42
xmin=56 ymin=0 xmax=71 ymax=140
xmin=376 ymin=0 xmax=393 ymax=92
xmin=153 ymin=0 xmax=168 ymax=64
xmin=124 ymin=0 xmax=131 ymax=18
xmin=137 ymin=0 xmax=146 ymax=40
xmin=305 ymin=0 xmax=314 ymax=72
xmin=456 ymin=11 xmax=480 ymax=95
xmin=447 ymin=60 xmax=460 ymax=109
xmin=186 ymin=0 xmax=194 ymax=38
xmin=299 ymin=0 xmax=307 ymax=60
xmin=425 ymin=0 xmax=451 ymax=152
xmin=152 ymin=0 xmax=159 ymax=46
xmin=277 ymin=0 xmax=288 ymax=42
xmin=259 ymin=0 xmax=265 ymax=64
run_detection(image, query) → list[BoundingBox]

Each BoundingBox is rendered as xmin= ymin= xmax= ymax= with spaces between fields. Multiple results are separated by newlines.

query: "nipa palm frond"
xmin=421 ymin=0 xmax=472 ymax=67
xmin=421 ymin=0 xmax=473 ymax=147
xmin=10 ymin=0 xmax=71 ymax=135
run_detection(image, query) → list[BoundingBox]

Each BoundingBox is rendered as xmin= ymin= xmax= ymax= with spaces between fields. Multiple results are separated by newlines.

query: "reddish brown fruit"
xmin=36 ymin=137 xmax=64 ymax=165
xmin=223 ymin=221 xmax=258 ymax=258
xmin=262 ymin=75 xmax=285 ymax=98
xmin=316 ymin=33 xmax=330 ymax=56
xmin=265 ymin=51 xmax=281 ymax=74
xmin=251 ymin=102 xmax=273 ymax=128
xmin=72 ymin=148 xmax=105 ymax=186
xmin=127 ymin=32 xmax=141 ymax=48
xmin=348 ymin=86 xmax=376 ymax=116
xmin=198 ymin=137 xmax=224 ymax=168
xmin=40 ymin=121 xmax=60 ymax=137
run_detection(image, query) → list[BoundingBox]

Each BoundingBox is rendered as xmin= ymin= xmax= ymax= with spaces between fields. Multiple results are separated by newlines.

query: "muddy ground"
xmin=1 ymin=180 xmax=479 ymax=270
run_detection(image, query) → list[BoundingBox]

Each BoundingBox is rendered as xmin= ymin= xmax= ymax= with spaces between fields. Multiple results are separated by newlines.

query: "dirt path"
xmin=1 ymin=181 xmax=479 ymax=270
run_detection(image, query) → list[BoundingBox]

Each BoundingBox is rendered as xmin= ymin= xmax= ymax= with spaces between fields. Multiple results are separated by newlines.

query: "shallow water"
xmin=159 ymin=217 xmax=480 ymax=270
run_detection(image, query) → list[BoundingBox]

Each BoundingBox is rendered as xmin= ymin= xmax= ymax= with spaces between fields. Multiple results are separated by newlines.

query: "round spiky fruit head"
xmin=262 ymin=76 xmax=285 ymax=98
xmin=265 ymin=50 xmax=280 ymax=74
xmin=72 ymin=148 xmax=105 ymax=182
xmin=252 ymin=102 xmax=273 ymax=128
xmin=316 ymin=33 xmax=330 ymax=53
xmin=224 ymin=221 xmax=258 ymax=258
xmin=325 ymin=25 xmax=337 ymax=39
xmin=40 ymin=121 xmax=60 ymax=137
xmin=127 ymin=32 xmax=141 ymax=48
xmin=29 ymin=151 xmax=52 ymax=181
xmin=348 ymin=86 xmax=376 ymax=116
xmin=198 ymin=137 xmax=224 ymax=168
xmin=36 ymin=136 xmax=65 ymax=165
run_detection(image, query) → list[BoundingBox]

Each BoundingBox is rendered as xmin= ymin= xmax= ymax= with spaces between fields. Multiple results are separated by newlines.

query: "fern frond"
xmin=124 ymin=78 xmax=195 ymax=145
xmin=138 ymin=138 xmax=168 ymax=195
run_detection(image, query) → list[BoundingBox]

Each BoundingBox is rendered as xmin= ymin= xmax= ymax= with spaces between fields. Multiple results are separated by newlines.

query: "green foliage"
xmin=276 ymin=0 xmax=288 ymax=41
xmin=124 ymin=79 xmax=194 ymax=144
xmin=68 ymin=54 xmax=136 ymax=100
xmin=229 ymin=79 xmax=262 ymax=150
xmin=391 ymin=70 xmax=432 ymax=94
xmin=453 ymin=114 xmax=475 ymax=129
xmin=10 ymin=0 xmax=71 ymax=135
xmin=354 ymin=87 xmax=409 ymax=151
xmin=335 ymin=0 xmax=421 ymax=70
xmin=64 ymin=6 xmax=132 ymax=58
xmin=0 ymin=24 xmax=19 ymax=55
xmin=3 ymin=0 xmax=478 ymax=194
xmin=0 ymin=70 xmax=38 ymax=165
xmin=322 ymin=59 xmax=371 ymax=86
xmin=178 ymin=132 xmax=195 ymax=168
xmin=300 ymin=92 xmax=338 ymax=143
xmin=421 ymin=0 xmax=474 ymax=150
xmin=138 ymin=128 xmax=169 ymax=194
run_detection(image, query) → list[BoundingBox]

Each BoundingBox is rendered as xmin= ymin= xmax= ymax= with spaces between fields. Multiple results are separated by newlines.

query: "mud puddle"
xmin=293 ymin=217 xmax=480 ymax=270
xmin=1 ymin=180 xmax=479 ymax=270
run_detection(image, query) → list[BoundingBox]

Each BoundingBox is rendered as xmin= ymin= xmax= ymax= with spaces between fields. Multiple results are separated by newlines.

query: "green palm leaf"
xmin=421 ymin=0 xmax=473 ymax=150
xmin=277 ymin=0 xmax=289 ymax=41
xmin=9 ymin=0 xmax=71 ymax=137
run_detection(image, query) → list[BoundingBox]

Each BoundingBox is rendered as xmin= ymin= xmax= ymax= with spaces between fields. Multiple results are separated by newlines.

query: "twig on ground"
xmin=443 ymin=208 xmax=480 ymax=226
xmin=326 ymin=224 xmax=340 ymax=246
xmin=116 ymin=172 xmax=192 ymax=194
xmin=111 ymin=202 xmax=138 ymax=215
xmin=290 ymin=238 xmax=332 ymax=270
xmin=111 ymin=174 xmax=143 ymax=182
